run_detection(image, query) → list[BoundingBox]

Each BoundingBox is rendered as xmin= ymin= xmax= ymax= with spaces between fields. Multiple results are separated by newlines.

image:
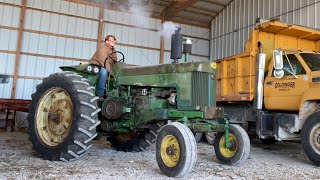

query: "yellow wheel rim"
xmin=36 ymin=87 xmax=73 ymax=147
xmin=219 ymin=133 xmax=238 ymax=158
xmin=161 ymin=135 xmax=180 ymax=167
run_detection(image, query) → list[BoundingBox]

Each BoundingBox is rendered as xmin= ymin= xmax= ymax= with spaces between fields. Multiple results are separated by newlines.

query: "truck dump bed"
xmin=215 ymin=20 xmax=320 ymax=102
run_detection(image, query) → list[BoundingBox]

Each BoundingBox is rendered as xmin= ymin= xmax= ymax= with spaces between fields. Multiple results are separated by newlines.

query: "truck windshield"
xmin=300 ymin=53 xmax=320 ymax=71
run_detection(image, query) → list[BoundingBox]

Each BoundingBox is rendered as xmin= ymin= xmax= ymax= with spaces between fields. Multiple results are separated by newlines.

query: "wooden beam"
xmin=186 ymin=6 xmax=219 ymax=16
xmin=0 ymin=2 xmax=21 ymax=8
xmin=159 ymin=14 xmax=165 ymax=64
xmin=191 ymin=6 xmax=220 ymax=14
xmin=163 ymin=0 xmax=201 ymax=20
xmin=24 ymin=29 xmax=96 ymax=42
xmin=0 ymin=25 xmax=19 ymax=31
xmin=64 ymin=0 xmax=100 ymax=7
xmin=171 ymin=19 xmax=210 ymax=29
xmin=175 ymin=14 xmax=210 ymax=24
xmin=11 ymin=0 xmax=26 ymax=99
xmin=97 ymin=7 xmax=104 ymax=49
xmin=151 ymin=0 xmax=170 ymax=7
xmin=20 ymin=52 xmax=89 ymax=62
xmin=0 ymin=49 xmax=16 ymax=55
xmin=201 ymin=0 xmax=227 ymax=7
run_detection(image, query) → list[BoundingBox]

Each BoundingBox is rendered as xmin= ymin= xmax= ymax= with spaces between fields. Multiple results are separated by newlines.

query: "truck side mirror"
xmin=273 ymin=49 xmax=284 ymax=78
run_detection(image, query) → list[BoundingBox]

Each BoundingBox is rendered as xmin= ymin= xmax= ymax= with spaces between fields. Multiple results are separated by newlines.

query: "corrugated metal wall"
xmin=210 ymin=0 xmax=320 ymax=60
xmin=17 ymin=0 xmax=99 ymax=100
xmin=0 ymin=0 xmax=21 ymax=99
xmin=0 ymin=0 xmax=211 ymax=101
xmin=103 ymin=9 xmax=162 ymax=65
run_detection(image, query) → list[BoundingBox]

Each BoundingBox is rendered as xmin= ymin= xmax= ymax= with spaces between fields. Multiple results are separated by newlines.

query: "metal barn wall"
xmin=103 ymin=9 xmax=162 ymax=65
xmin=102 ymin=10 xmax=210 ymax=65
xmin=0 ymin=0 xmax=211 ymax=101
xmin=0 ymin=0 xmax=21 ymax=99
xmin=210 ymin=0 xmax=320 ymax=60
xmin=18 ymin=0 xmax=100 ymax=100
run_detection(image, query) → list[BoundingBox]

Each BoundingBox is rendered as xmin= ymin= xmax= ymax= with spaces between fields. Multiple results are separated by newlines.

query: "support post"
xmin=97 ymin=6 xmax=104 ymax=49
xmin=11 ymin=0 xmax=27 ymax=99
xmin=159 ymin=14 xmax=165 ymax=64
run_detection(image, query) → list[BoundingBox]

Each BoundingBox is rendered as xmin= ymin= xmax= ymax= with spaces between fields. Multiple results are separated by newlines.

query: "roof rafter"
xmin=175 ymin=14 xmax=210 ymax=24
xmin=163 ymin=0 xmax=201 ymax=20
xmin=186 ymin=6 xmax=218 ymax=16
xmin=201 ymin=0 xmax=227 ymax=7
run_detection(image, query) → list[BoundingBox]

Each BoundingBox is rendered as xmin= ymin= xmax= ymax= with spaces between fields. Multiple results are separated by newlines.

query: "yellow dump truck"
xmin=213 ymin=20 xmax=320 ymax=166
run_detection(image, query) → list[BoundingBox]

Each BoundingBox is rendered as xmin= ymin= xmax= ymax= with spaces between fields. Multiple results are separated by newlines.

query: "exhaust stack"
xmin=254 ymin=42 xmax=266 ymax=109
xmin=170 ymin=27 xmax=182 ymax=63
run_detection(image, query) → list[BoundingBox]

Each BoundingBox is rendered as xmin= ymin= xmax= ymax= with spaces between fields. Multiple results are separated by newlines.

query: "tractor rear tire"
xmin=193 ymin=132 xmax=204 ymax=143
xmin=214 ymin=124 xmax=250 ymax=166
xmin=28 ymin=71 xmax=100 ymax=161
xmin=260 ymin=137 xmax=277 ymax=145
xmin=156 ymin=122 xmax=197 ymax=178
xmin=205 ymin=132 xmax=217 ymax=145
xmin=109 ymin=123 xmax=163 ymax=152
xmin=301 ymin=112 xmax=320 ymax=166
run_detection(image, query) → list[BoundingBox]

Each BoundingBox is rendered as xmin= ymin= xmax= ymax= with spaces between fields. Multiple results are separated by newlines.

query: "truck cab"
xmin=265 ymin=50 xmax=320 ymax=112
xmin=259 ymin=50 xmax=320 ymax=140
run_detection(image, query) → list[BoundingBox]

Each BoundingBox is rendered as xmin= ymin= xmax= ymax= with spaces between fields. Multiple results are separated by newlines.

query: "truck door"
xmin=264 ymin=53 xmax=308 ymax=111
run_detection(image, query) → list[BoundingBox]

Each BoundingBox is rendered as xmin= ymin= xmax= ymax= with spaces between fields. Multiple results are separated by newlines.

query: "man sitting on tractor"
xmin=89 ymin=35 xmax=118 ymax=98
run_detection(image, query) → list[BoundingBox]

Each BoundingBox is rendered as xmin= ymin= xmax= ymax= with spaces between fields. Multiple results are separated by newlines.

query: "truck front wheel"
xmin=302 ymin=112 xmax=320 ymax=166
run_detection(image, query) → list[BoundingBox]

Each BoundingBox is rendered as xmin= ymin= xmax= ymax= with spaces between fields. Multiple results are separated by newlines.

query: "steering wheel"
xmin=104 ymin=51 xmax=125 ymax=68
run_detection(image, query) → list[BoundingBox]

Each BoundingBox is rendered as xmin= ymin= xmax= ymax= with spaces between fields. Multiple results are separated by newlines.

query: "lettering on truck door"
xmin=264 ymin=53 xmax=309 ymax=111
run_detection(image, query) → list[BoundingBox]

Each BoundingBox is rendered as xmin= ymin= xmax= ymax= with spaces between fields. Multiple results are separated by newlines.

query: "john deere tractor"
xmin=28 ymin=31 xmax=250 ymax=178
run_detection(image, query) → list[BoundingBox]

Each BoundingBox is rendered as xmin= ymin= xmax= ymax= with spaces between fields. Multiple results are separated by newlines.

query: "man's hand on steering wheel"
xmin=104 ymin=51 xmax=125 ymax=68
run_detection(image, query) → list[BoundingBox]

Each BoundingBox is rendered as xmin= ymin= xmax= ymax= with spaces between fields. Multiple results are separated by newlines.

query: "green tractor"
xmin=28 ymin=49 xmax=250 ymax=177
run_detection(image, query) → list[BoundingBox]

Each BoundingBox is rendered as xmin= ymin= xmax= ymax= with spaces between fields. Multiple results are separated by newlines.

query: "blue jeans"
xmin=97 ymin=67 xmax=108 ymax=97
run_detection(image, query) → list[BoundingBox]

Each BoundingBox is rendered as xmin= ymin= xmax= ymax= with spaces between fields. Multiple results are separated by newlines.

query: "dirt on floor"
xmin=0 ymin=133 xmax=319 ymax=180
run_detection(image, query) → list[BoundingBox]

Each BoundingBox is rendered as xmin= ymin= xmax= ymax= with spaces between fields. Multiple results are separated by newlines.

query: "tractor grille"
xmin=191 ymin=72 xmax=214 ymax=106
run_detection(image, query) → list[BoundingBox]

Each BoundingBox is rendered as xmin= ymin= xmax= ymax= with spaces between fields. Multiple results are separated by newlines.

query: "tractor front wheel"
xmin=214 ymin=124 xmax=250 ymax=166
xmin=156 ymin=122 xmax=197 ymax=178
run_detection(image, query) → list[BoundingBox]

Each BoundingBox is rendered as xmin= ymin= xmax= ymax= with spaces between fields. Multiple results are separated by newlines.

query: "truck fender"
xmin=298 ymin=100 xmax=320 ymax=130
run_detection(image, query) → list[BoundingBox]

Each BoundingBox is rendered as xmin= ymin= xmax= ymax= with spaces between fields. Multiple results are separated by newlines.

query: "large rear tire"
xmin=109 ymin=123 xmax=162 ymax=152
xmin=205 ymin=132 xmax=217 ymax=145
xmin=214 ymin=124 xmax=250 ymax=166
xmin=28 ymin=72 xmax=100 ymax=161
xmin=301 ymin=112 xmax=320 ymax=166
xmin=193 ymin=132 xmax=204 ymax=143
xmin=156 ymin=122 xmax=197 ymax=178
xmin=260 ymin=137 xmax=277 ymax=145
